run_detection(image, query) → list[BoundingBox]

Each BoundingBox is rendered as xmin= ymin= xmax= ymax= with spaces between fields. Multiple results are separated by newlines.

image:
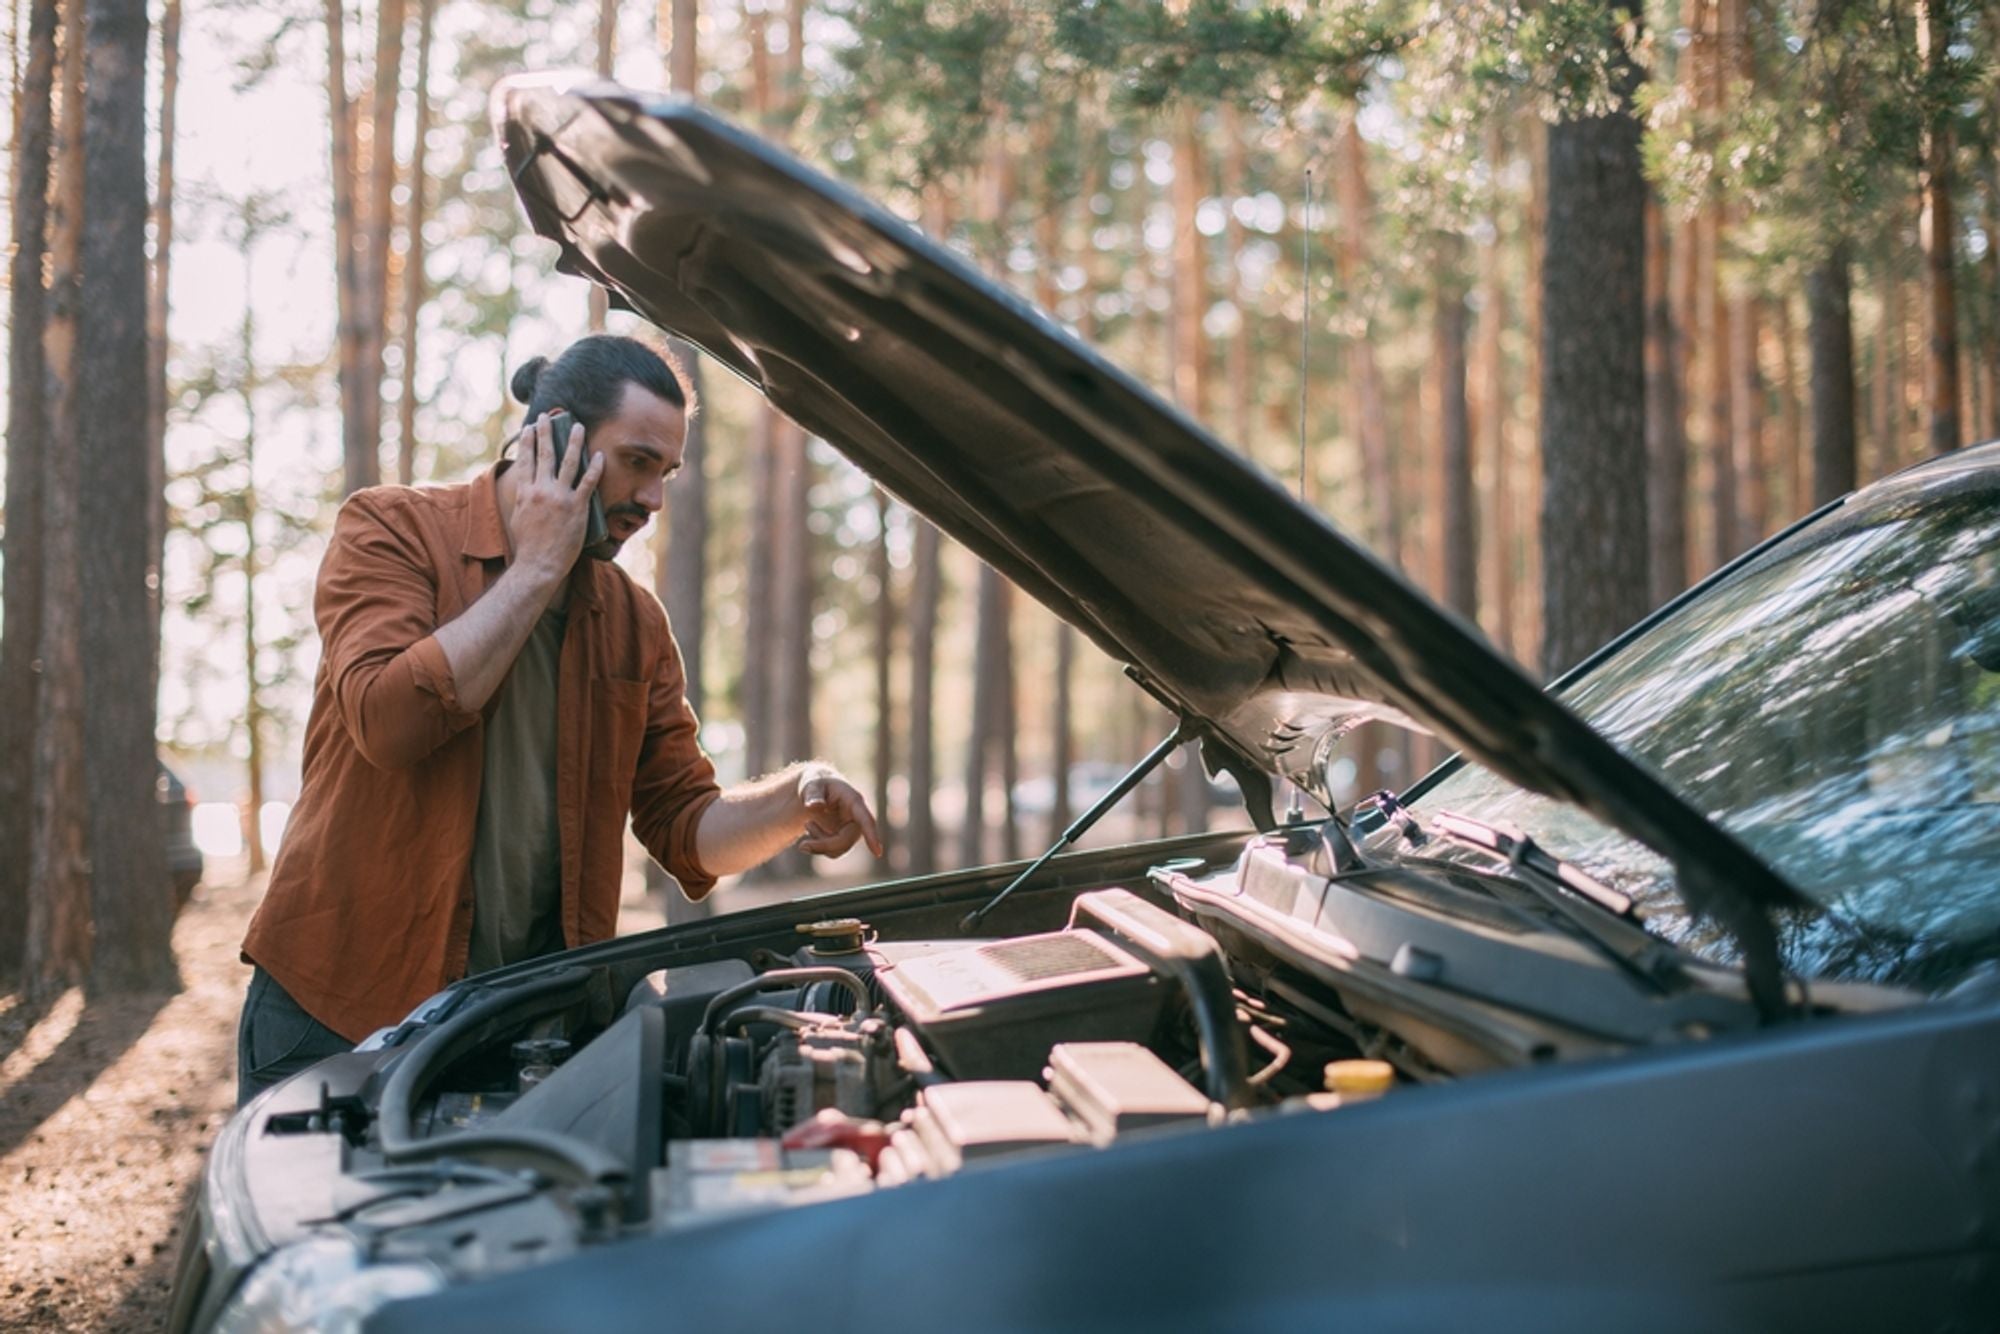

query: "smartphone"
xmin=540 ymin=409 xmax=612 ymax=557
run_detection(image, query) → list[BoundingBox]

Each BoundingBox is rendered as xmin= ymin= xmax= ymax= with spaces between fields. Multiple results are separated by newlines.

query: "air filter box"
xmin=875 ymin=929 xmax=1165 ymax=1080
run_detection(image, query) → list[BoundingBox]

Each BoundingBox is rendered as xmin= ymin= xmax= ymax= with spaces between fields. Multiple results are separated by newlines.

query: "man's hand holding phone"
xmin=509 ymin=410 xmax=607 ymax=580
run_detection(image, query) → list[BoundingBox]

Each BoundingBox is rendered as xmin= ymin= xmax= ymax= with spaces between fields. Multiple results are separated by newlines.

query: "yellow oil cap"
xmin=1323 ymin=1059 xmax=1395 ymax=1099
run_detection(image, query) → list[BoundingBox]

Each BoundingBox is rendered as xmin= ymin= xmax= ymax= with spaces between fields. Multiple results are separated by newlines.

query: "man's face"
xmin=587 ymin=381 xmax=688 ymax=557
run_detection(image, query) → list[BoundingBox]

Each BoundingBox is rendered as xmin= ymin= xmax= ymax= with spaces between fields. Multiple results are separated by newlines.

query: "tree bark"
xmin=1539 ymin=14 xmax=1649 ymax=677
xmin=238 ymin=233 xmax=267 ymax=874
xmin=1476 ymin=120 xmax=1514 ymax=654
xmin=961 ymin=562 xmax=1001 ymax=865
xmin=145 ymin=0 xmax=178 ymax=691
xmin=770 ymin=418 xmax=813 ymax=877
xmin=1643 ymin=192 xmax=1686 ymax=607
xmin=587 ymin=0 xmax=614 ymax=331
xmin=1435 ymin=236 xmax=1476 ymax=622
xmin=906 ymin=519 xmax=940 ymax=875
xmin=871 ymin=492 xmax=895 ymax=865
xmin=1917 ymin=0 xmax=1960 ymax=454
xmin=2 ymin=0 xmax=59 ymax=982
xmin=26 ymin=0 xmax=92 ymax=998
xmin=1334 ymin=117 xmax=1398 ymax=568
xmin=358 ymin=0 xmax=405 ymax=463
xmin=326 ymin=0 xmax=371 ymax=494
xmin=394 ymin=0 xmax=433 ymax=486
xmin=1771 ymin=295 xmax=1804 ymax=522
xmin=741 ymin=408 xmax=776 ymax=779
xmin=80 ymin=0 xmax=176 ymax=993
xmin=1519 ymin=110 xmax=1548 ymax=667
xmin=1806 ymin=247 xmax=1859 ymax=506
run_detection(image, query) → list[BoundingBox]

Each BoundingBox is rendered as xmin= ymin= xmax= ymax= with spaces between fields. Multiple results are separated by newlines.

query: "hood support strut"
xmin=961 ymin=721 xmax=1194 ymax=934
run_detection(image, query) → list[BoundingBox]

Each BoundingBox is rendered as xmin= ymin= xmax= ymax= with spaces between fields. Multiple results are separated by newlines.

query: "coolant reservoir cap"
xmin=798 ymin=918 xmax=869 ymax=955
xmin=1323 ymin=1059 xmax=1394 ymax=1098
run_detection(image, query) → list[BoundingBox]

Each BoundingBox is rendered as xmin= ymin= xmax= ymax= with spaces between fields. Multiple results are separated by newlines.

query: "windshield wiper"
xmin=1369 ymin=796 xmax=1690 ymax=994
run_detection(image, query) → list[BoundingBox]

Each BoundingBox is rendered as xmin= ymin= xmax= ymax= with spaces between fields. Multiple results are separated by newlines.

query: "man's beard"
xmin=587 ymin=504 xmax=650 ymax=561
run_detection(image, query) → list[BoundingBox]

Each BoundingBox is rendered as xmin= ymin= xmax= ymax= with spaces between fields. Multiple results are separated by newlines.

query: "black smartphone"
xmin=540 ymin=409 xmax=612 ymax=557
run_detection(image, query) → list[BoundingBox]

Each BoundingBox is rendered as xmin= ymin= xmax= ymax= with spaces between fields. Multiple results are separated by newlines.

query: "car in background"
xmin=159 ymin=760 xmax=203 ymax=908
xmin=166 ymin=79 xmax=2000 ymax=1334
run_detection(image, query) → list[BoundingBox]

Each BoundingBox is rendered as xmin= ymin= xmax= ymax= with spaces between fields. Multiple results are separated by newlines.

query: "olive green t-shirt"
xmin=466 ymin=606 xmax=567 ymax=975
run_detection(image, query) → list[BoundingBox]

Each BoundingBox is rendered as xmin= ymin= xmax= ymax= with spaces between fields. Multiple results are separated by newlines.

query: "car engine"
xmin=413 ymin=884 xmax=1391 ymax=1236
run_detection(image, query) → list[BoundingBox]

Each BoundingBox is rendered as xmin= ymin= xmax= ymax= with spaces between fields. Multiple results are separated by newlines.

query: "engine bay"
xmin=393 ymin=876 xmax=1404 ymax=1240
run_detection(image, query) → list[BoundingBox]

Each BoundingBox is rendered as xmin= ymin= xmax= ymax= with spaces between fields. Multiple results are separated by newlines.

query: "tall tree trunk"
xmin=145 ymin=0 xmax=178 ymax=690
xmin=1519 ymin=111 xmax=1548 ymax=668
xmin=1435 ymin=236 xmax=1475 ymax=621
xmin=1696 ymin=206 xmax=1733 ymax=570
xmin=1806 ymin=247 xmax=1859 ymax=506
xmin=1223 ymin=105 xmax=1254 ymax=460
xmin=358 ymin=0 xmax=405 ymax=463
xmin=906 ymin=519 xmax=940 ymax=875
xmin=1644 ymin=192 xmax=1687 ymax=607
xmin=1539 ymin=12 xmax=1649 ymax=676
xmin=239 ymin=246 xmax=267 ymax=875
xmin=1727 ymin=275 xmax=1764 ymax=549
xmin=961 ymin=563 xmax=1001 ymax=865
xmin=1917 ymin=0 xmax=1960 ymax=454
xmin=996 ymin=581 xmax=1021 ymax=859
xmin=871 ymin=492 xmax=895 ymax=865
xmin=771 ymin=419 xmax=813 ymax=877
xmin=80 ymin=0 xmax=175 ymax=993
xmin=28 ymin=0 xmax=91 ymax=998
xmin=652 ymin=0 xmax=710 ymax=913
xmin=1334 ymin=117 xmax=1398 ymax=568
xmin=326 ymin=0 xmax=371 ymax=494
xmin=1722 ymin=0 xmax=1763 ymax=550
xmin=1037 ymin=144 xmax=1078 ymax=841
xmin=741 ymin=408 xmax=776 ymax=778
xmin=1879 ymin=244 xmax=1905 ymax=475
xmin=587 ymin=0 xmax=615 ymax=331
xmin=1771 ymin=295 xmax=1805 ymax=521
xmin=1171 ymin=104 xmax=1212 ymax=836
xmin=395 ymin=0 xmax=433 ymax=486
xmin=1476 ymin=120 xmax=1514 ymax=654
xmin=1 ymin=0 xmax=60 ymax=982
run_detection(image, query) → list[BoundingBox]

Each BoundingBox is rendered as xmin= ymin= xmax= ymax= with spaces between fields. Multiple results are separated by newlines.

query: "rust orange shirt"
xmin=242 ymin=464 xmax=720 ymax=1041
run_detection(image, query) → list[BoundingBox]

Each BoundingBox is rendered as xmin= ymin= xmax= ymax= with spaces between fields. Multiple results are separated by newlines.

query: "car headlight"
xmin=210 ymin=1235 xmax=443 ymax=1334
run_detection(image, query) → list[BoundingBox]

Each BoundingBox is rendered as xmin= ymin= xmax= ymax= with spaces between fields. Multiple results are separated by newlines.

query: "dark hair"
xmin=509 ymin=334 xmax=693 ymax=434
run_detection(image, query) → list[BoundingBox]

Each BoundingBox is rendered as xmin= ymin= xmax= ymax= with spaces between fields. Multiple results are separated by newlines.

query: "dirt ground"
xmin=0 ymin=870 xmax=255 ymax=1333
xmin=0 ymin=855 xmax=828 ymax=1332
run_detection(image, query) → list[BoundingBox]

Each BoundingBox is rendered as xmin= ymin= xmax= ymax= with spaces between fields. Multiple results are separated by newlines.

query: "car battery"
xmin=875 ymin=929 xmax=1165 ymax=1080
xmin=875 ymin=1081 xmax=1083 ymax=1185
xmin=1045 ymin=1042 xmax=1213 ymax=1145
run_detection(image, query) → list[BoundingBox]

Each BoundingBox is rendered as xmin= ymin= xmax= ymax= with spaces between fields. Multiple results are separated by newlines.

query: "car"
xmin=159 ymin=759 xmax=204 ymax=908
xmin=166 ymin=76 xmax=2000 ymax=1333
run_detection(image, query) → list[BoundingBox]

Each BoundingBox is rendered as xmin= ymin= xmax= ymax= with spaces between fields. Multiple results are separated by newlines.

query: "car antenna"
xmin=960 ymin=720 xmax=1193 ymax=935
xmin=1284 ymin=168 xmax=1317 ymax=829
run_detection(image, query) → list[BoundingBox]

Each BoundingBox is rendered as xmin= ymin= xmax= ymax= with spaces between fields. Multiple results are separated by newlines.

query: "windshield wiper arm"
xmin=1379 ymin=800 xmax=1690 ymax=994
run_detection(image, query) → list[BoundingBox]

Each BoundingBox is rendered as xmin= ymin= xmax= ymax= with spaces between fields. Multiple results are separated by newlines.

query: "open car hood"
xmin=492 ymin=76 xmax=1804 ymax=993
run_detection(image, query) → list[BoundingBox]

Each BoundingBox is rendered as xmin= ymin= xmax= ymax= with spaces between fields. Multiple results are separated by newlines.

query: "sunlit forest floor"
xmin=0 ymin=855 xmax=850 ymax=1330
xmin=0 ymin=871 xmax=250 ymax=1331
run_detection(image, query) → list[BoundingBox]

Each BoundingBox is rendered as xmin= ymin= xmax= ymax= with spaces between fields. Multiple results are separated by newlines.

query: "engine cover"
xmin=875 ymin=929 xmax=1166 ymax=1080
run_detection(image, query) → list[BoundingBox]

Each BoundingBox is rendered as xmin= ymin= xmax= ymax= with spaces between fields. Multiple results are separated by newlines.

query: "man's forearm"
xmin=693 ymin=764 xmax=813 ymax=878
xmin=433 ymin=560 xmax=566 ymax=713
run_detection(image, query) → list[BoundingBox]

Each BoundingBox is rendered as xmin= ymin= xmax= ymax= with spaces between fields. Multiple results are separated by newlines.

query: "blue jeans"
xmin=236 ymin=966 xmax=352 ymax=1107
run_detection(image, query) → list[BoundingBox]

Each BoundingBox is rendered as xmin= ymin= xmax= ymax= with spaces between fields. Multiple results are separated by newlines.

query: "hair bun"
xmin=509 ymin=356 xmax=549 ymax=405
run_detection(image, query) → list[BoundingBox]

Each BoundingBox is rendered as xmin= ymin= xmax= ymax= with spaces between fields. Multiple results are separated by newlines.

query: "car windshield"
xmin=1400 ymin=481 xmax=2000 ymax=994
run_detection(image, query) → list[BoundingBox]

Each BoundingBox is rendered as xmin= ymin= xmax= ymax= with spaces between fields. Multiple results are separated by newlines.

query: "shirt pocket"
xmin=590 ymin=677 xmax=649 ymax=791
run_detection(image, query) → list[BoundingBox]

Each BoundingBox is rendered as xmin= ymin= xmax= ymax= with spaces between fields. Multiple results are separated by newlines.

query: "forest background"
xmin=1 ymin=0 xmax=1996 ymax=998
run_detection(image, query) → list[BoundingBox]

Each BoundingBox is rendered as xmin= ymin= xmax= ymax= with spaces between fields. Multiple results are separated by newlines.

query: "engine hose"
xmin=700 ymin=967 xmax=871 ymax=1033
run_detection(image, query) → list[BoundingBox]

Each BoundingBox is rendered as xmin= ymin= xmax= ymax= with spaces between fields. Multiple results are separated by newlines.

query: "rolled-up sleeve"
xmin=318 ymin=492 xmax=482 ymax=770
xmin=629 ymin=614 xmax=723 ymax=898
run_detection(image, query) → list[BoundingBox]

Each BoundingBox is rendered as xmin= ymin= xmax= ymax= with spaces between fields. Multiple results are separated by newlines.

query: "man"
xmin=236 ymin=335 xmax=880 ymax=1104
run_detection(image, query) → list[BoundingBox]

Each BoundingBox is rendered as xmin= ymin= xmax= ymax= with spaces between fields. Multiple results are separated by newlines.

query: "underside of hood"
xmin=491 ymin=76 xmax=1803 ymax=1003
